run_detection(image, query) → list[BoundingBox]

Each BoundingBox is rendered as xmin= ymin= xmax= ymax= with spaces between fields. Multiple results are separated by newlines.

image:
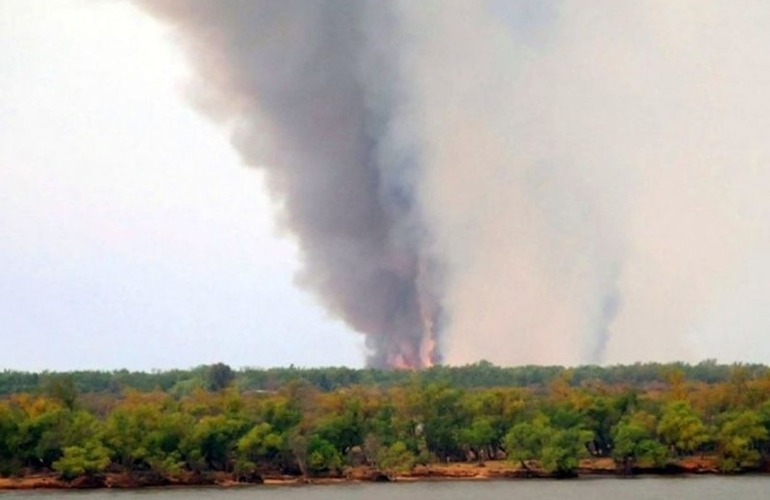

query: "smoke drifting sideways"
xmin=137 ymin=1 xmax=770 ymax=368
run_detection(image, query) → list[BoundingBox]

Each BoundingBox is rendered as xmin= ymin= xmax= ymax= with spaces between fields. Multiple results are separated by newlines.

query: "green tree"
xmin=412 ymin=383 xmax=465 ymax=460
xmin=52 ymin=441 xmax=110 ymax=480
xmin=540 ymin=427 xmax=593 ymax=477
xmin=144 ymin=411 xmax=193 ymax=475
xmin=715 ymin=410 xmax=768 ymax=472
xmin=313 ymin=412 xmax=363 ymax=457
xmin=579 ymin=394 xmax=621 ymax=456
xmin=306 ymin=435 xmax=342 ymax=475
xmin=504 ymin=416 xmax=550 ymax=471
xmin=183 ymin=415 xmax=247 ymax=472
xmin=504 ymin=415 xmax=592 ymax=476
xmin=41 ymin=374 xmax=78 ymax=410
xmin=458 ymin=389 xmax=520 ymax=458
xmin=657 ymin=401 xmax=710 ymax=457
xmin=378 ymin=441 xmax=415 ymax=474
xmin=236 ymin=422 xmax=283 ymax=468
xmin=457 ymin=417 xmax=497 ymax=464
xmin=260 ymin=396 xmax=302 ymax=434
xmin=206 ymin=363 xmax=235 ymax=392
xmin=612 ymin=416 xmax=668 ymax=473
xmin=17 ymin=407 xmax=74 ymax=468
xmin=0 ymin=403 xmax=22 ymax=476
xmin=105 ymin=403 xmax=159 ymax=470
xmin=104 ymin=400 xmax=192 ymax=475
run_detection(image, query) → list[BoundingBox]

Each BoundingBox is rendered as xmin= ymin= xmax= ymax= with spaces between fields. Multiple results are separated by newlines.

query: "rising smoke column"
xmin=135 ymin=0 xmax=440 ymax=368
xmin=137 ymin=0 xmax=770 ymax=367
xmin=391 ymin=1 xmax=627 ymax=365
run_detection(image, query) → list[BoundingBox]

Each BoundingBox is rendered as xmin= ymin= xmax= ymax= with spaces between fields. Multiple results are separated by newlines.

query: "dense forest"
xmin=1 ymin=361 xmax=770 ymax=485
xmin=2 ymin=359 xmax=763 ymax=395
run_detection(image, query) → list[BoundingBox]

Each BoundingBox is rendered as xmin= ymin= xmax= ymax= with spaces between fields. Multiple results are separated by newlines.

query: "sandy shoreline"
xmin=0 ymin=457 xmax=750 ymax=491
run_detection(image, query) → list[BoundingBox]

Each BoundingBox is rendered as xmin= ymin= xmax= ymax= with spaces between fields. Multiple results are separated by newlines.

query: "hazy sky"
xmin=0 ymin=0 xmax=365 ymax=371
xmin=4 ymin=1 xmax=770 ymax=372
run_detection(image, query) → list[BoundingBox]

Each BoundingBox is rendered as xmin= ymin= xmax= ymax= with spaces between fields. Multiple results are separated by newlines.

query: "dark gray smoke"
xmin=135 ymin=0 xmax=439 ymax=368
xmin=135 ymin=1 xmax=770 ymax=367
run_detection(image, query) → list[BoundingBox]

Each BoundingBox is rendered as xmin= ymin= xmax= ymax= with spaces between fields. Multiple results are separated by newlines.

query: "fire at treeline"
xmin=1 ymin=361 xmax=770 ymax=482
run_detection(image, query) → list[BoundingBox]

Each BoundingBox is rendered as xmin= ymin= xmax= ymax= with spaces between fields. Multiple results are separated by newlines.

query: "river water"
xmin=2 ymin=477 xmax=769 ymax=499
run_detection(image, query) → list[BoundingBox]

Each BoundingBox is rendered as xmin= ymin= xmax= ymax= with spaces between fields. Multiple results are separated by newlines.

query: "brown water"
xmin=2 ymin=477 xmax=769 ymax=499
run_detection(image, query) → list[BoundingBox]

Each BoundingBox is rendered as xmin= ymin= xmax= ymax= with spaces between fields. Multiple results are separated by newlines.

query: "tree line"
xmin=1 ymin=361 xmax=770 ymax=481
xmin=0 ymin=359 xmax=763 ymax=396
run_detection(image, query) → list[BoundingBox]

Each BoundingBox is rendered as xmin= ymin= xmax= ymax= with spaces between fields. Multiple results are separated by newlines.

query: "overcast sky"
xmin=4 ymin=1 xmax=770 ymax=372
xmin=0 ymin=0 xmax=365 ymax=371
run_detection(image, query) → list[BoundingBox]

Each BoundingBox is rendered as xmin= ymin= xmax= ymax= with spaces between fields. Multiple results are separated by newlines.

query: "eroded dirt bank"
xmin=0 ymin=457 xmax=760 ymax=490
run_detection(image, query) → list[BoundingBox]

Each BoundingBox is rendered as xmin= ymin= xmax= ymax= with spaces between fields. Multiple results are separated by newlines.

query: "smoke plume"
xmin=136 ymin=1 xmax=770 ymax=367
xmin=135 ymin=0 xmax=439 ymax=368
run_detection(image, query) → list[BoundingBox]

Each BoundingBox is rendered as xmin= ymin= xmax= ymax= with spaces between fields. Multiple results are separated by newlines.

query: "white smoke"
xmin=399 ymin=0 xmax=770 ymax=365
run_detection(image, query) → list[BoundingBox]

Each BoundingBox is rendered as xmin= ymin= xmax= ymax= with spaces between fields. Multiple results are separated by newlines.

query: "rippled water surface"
xmin=3 ymin=477 xmax=770 ymax=500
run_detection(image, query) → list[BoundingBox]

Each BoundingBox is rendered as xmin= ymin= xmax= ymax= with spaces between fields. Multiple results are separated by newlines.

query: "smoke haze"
xmin=136 ymin=0 xmax=770 ymax=367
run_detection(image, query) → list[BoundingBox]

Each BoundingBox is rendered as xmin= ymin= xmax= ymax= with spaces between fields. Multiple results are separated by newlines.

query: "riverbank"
xmin=0 ymin=457 xmax=760 ymax=490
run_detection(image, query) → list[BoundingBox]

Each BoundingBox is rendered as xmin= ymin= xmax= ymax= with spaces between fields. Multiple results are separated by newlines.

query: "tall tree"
xmin=657 ymin=401 xmax=710 ymax=457
xmin=715 ymin=410 xmax=768 ymax=472
xmin=205 ymin=363 xmax=235 ymax=392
